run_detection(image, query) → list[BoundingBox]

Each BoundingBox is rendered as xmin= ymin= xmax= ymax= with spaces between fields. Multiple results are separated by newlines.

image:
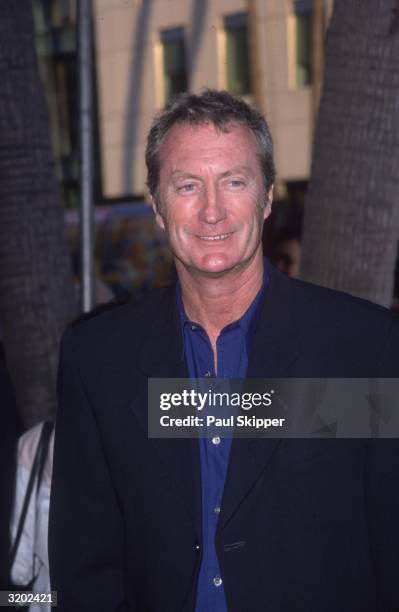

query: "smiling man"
xmin=50 ymin=91 xmax=399 ymax=612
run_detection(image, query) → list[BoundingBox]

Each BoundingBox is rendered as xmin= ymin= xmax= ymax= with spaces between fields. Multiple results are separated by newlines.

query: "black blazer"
xmin=49 ymin=265 xmax=399 ymax=612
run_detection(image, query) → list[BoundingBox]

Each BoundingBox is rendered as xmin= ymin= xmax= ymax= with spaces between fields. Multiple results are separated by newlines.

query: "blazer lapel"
xmin=129 ymin=287 xmax=202 ymax=537
xmin=247 ymin=263 xmax=304 ymax=378
xmin=219 ymin=265 xmax=304 ymax=531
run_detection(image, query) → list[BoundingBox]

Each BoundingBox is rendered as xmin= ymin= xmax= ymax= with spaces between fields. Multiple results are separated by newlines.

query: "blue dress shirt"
xmin=177 ymin=270 xmax=267 ymax=611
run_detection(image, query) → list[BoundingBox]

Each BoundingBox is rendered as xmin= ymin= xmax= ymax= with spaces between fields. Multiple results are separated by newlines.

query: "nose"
xmin=198 ymin=185 xmax=227 ymax=225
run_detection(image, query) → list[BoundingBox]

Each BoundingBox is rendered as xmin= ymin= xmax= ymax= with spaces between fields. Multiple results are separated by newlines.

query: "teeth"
xmin=199 ymin=233 xmax=232 ymax=241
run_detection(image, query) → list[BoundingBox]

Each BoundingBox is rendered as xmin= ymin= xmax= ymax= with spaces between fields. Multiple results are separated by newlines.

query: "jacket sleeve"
xmin=376 ymin=313 xmax=399 ymax=377
xmin=366 ymin=439 xmax=399 ymax=611
xmin=49 ymin=329 xmax=128 ymax=612
xmin=367 ymin=314 xmax=399 ymax=610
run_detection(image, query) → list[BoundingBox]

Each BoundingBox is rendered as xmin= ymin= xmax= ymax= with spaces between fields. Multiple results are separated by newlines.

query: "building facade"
xmin=93 ymin=0 xmax=333 ymax=201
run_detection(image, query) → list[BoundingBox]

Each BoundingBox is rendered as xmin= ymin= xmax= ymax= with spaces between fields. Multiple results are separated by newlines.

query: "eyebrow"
xmin=219 ymin=166 xmax=254 ymax=178
xmin=170 ymin=166 xmax=254 ymax=181
xmin=170 ymin=171 xmax=201 ymax=181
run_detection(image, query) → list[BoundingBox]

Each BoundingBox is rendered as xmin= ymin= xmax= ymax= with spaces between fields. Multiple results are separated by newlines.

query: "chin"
xmin=192 ymin=253 xmax=239 ymax=276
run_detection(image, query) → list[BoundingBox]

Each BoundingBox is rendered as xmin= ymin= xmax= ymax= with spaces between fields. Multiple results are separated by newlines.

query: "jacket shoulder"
xmin=288 ymin=274 xmax=396 ymax=328
xmin=61 ymin=286 xmax=174 ymax=363
xmin=278 ymin=271 xmax=399 ymax=374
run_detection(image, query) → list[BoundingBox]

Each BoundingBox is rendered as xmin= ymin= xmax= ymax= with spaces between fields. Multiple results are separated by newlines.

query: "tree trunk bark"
xmin=0 ymin=1 xmax=76 ymax=428
xmin=300 ymin=0 xmax=399 ymax=307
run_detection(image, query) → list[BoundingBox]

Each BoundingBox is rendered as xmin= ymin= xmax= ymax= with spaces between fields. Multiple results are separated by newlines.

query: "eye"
xmin=177 ymin=183 xmax=196 ymax=193
xmin=229 ymin=179 xmax=245 ymax=188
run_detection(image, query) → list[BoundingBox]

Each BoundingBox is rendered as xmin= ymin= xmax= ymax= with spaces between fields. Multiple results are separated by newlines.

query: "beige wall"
xmin=93 ymin=0 xmax=328 ymax=199
xmin=251 ymin=0 xmax=313 ymax=186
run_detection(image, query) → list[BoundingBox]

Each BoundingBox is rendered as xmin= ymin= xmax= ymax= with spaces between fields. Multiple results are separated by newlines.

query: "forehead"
xmin=158 ymin=122 xmax=260 ymax=173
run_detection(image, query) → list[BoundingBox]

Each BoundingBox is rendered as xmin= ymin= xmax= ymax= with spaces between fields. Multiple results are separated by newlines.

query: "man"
xmin=49 ymin=90 xmax=399 ymax=611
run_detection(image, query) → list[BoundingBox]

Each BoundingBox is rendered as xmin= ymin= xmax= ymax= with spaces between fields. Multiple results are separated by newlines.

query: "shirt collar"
xmin=176 ymin=260 xmax=269 ymax=349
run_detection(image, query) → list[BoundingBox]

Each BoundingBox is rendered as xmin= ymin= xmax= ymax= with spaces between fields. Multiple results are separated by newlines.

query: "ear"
xmin=151 ymin=196 xmax=165 ymax=231
xmin=263 ymin=184 xmax=274 ymax=221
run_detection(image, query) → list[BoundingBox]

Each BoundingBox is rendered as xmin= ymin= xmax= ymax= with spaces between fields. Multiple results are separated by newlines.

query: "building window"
xmin=224 ymin=13 xmax=251 ymax=96
xmin=161 ymin=27 xmax=187 ymax=104
xmin=32 ymin=0 xmax=102 ymax=207
xmin=295 ymin=0 xmax=313 ymax=87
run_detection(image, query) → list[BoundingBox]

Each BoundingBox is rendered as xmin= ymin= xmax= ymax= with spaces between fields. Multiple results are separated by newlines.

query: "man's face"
xmin=153 ymin=122 xmax=272 ymax=278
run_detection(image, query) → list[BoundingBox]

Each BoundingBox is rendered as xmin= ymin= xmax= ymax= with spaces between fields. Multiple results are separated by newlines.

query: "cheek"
xmin=165 ymin=202 xmax=194 ymax=228
xmin=244 ymin=200 xmax=265 ymax=228
xmin=263 ymin=202 xmax=271 ymax=221
xmin=154 ymin=211 xmax=166 ymax=231
xmin=248 ymin=207 xmax=266 ymax=240
xmin=162 ymin=211 xmax=188 ymax=243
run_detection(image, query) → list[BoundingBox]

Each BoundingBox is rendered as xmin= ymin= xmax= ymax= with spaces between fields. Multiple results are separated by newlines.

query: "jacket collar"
xmin=130 ymin=264 xmax=305 ymax=535
xmin=137 ymin=285 xmax=188 ymax=378
xmin=248 ymin=261 xmax=304 ymax=377
xmin=219 ymin=263 xmax=305 ymax=530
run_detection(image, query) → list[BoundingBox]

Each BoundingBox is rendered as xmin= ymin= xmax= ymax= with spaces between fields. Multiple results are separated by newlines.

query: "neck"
xmin=177 ymin=249 xmax=264 ymax=345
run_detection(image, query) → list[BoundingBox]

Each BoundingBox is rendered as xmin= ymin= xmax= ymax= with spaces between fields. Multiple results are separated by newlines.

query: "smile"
xmin=198 ymin=232 xmax=234 ymax=241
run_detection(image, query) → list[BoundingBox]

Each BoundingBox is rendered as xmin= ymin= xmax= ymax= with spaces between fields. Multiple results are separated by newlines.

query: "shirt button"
xmin=214 ymin=506 xmax=221 ymax=514
xmin=194 ymin=542 xmax=200 ymax=551
xmin=213 ymin=575 xmax=223 ymax=588
xmin=204 ymin=370 xmax=211 ymax=377
xmin=212 ymin=436 xmax=221 ymax=445
xmin=191 ymin=324 xmax=197 ymax=331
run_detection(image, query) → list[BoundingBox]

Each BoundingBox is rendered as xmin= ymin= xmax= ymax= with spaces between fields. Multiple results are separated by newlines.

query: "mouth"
xmin=197 ymin=232 xmax=234 ymax=242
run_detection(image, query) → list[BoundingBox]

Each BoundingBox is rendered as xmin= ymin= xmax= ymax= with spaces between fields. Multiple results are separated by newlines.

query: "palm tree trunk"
xmin=0 ymin=1 xmax=76 ymax=427
xmin=300 ymin=0 xmax=399 ymax=307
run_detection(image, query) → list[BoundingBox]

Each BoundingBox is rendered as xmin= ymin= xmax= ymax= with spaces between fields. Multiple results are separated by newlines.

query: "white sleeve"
xmin=10 ymin=424 xmax=44 ymax=586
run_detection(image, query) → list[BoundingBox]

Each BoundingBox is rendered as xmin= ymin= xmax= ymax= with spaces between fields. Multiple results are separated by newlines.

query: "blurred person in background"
xmin=0 ymin=350 xmax=19 ymax=590
xmin=10 ymin=421 xmax=54 ymax=612
xmin=272 ymin=229 xmax=301 ymax=278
